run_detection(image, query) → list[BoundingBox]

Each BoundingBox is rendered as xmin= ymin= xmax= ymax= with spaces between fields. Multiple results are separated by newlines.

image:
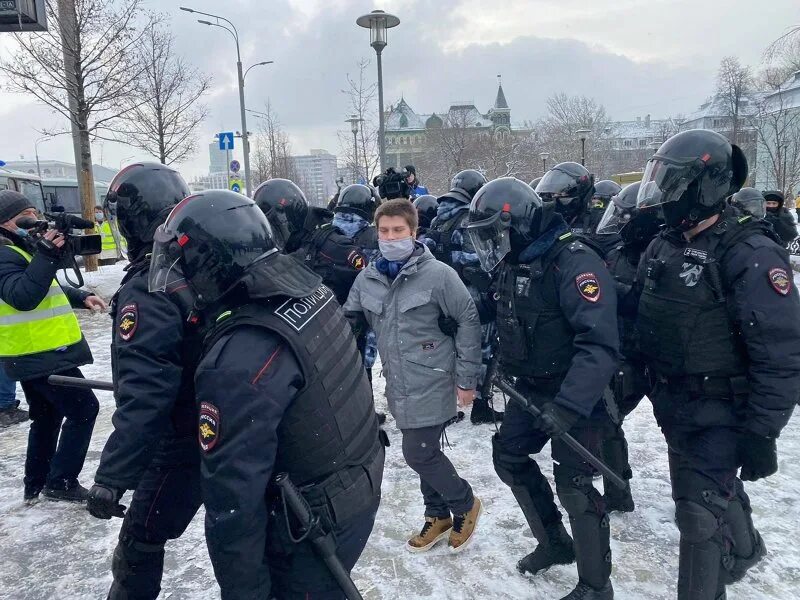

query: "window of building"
xmin=399 ymin=114 xmax=408 ymax=128
xmin=639 ymin=139 xmax=647 ymax=147
xmin=713 ymin=119 xmax=722 ymax=128
xmin=623 ymin=140 xmax=632 ymax=148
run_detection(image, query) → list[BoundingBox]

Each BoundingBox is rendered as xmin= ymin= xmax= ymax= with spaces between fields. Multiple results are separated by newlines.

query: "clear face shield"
xmin=148 ymin=225 xmax=183 ymax=293
xmin=466 ymin=211 xmax=512 ymax=273
xmin=595 ymin=200 xmax=632 ymax=235
xmin=637 ymin=156 xmax=704 ymax=210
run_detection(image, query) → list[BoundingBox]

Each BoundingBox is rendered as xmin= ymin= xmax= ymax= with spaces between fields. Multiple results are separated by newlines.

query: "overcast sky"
xmin=1 ymin=0 xmax=798 ymax=181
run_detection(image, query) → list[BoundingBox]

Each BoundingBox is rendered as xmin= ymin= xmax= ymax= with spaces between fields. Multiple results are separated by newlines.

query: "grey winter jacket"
xmin=344 ymin=245 xmax=481 ymax=429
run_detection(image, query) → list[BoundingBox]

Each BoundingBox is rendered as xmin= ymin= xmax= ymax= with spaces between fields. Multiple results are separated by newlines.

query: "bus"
xmin=41 ymin=178 xmax=110 ymax=216
xmin=0 ymin=166 xmax=46 ymax=213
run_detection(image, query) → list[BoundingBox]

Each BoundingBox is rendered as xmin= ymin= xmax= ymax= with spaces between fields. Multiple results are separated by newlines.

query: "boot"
xmin=43 ymin=481 xmax=89 ymax=503
xmin=559 ymin=580 xmax=614 ymax=599
xmin=107 ymin=538 xmax=165 ymax=599
xmin=603 ymin=484 xmax=635 ymax=514
xmin=470 ymin=396 xmax=504 ymax=425
xmin=449 ymin=497 xmax=483 ymax=553
xmin=406 ymin=516 xmax=452 ymax=553
xmin=23 ymin=484 xmax=42 ymax=504
xmin=0 ymin=405 xmax=29 ymax=428
xmin=602 ymin=434 xmax=634 ymax=513
xmin=517 ymin=522 xmax=575 ymax=575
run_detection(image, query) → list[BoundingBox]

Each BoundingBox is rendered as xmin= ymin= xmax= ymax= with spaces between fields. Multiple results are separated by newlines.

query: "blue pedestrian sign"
xmin=218 ymin=132 xmax=235 ymax=151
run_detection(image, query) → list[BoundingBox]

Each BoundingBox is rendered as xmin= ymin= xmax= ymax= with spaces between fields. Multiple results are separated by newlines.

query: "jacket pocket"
xmin=398 ymin=290 xmax=432 ymax=313
xmin=360 ymin=293 xmax=384 ymax=317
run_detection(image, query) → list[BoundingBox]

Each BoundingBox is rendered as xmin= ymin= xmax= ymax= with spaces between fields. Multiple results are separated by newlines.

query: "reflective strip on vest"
xmin=0 ymin=246 xmax=82 ymax=357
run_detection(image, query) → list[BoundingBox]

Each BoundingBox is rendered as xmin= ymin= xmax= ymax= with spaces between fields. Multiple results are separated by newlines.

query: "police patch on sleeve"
xmin=118 ymin=303 xmax=139 ymax=341
xmin=199 ymin=402 xmax=220 ymax=452
xmin=348 ymin=250 xmax=365 ymax=270
xmin=768 ymin=267 xmax=791 ymax=296
xmin=576 ymin=272 xmax=601 ymax=303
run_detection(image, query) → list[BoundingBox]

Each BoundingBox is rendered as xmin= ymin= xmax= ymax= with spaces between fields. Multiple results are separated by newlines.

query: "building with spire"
xmin=384 ymin=76 xmax=531 ymax=171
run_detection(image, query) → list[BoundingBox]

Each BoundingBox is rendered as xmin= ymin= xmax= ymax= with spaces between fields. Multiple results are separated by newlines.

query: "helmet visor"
xmin=148 ymin=225 xmax=181 ymax=293
xmin=466 ymin=211 xmax=512 ymax=273
xmin=595 ymin=201 xmax=632 ymax=235
xmin=637 ymin=156 xmax=704 ymax=209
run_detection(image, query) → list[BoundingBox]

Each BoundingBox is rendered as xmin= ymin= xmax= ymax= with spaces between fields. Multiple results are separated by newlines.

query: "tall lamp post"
xmin=34 ymin=136 xmax=52 ymax=180
xmin=576 ymin=128 xmax=591 ymax=166
xmin=181 ymin=7 xmax=273 ymax=197
xmin=345 ymin=115 xmax=363 ymax=183
xmin=539 ymin=151 xmax=549 ymax=176
xmin=356 ymin=9 xmax=400 ymax=173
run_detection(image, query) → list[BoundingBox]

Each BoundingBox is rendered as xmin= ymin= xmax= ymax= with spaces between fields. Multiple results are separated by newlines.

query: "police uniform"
xmin=196 ymin=263 xmax=384 ymax=599
xmin=94 ymin=257 xmax=203 ymax=598
xmin=636 ymin=210 xmax=800 ymax=598
xmin=351 ymin=224 xmax=378 ymax=261
xmin=492 ymin=230 xmax=619 ymax=594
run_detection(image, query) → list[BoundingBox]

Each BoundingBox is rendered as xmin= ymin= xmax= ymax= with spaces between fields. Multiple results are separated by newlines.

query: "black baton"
xmin=274 ymin=473 xmax=364 ymax=600
xmin=48 ymin=374 xmax=114 ymax=391
xmin=494 ymin=378 xmax=629 ymax=491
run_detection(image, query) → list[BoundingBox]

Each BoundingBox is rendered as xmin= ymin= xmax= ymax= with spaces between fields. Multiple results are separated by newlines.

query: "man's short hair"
xmin=374 ymin=198 xmax=418 ymax=232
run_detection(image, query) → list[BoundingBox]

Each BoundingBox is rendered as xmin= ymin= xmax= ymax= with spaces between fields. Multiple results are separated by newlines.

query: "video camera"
xmin=373 ymin=167 xmax=411 ymax=200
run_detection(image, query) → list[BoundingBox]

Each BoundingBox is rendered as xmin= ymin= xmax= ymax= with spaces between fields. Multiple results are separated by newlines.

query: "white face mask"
xmin=379 ymin=236 xmax=415 ymax=261
xmin=95 ymin=212 xmax=104 ymax=222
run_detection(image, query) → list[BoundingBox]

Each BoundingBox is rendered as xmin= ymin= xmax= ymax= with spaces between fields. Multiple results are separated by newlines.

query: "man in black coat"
xmin=0 ymin=190 xmax=102 ymax=503
xmin=86 ymin=164 xmax=203 ymax=600
xmin=763 ymin=190 xmax=798 ymax=246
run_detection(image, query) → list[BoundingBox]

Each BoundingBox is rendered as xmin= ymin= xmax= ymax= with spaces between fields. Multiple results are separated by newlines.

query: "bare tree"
xmin=338 ymin=59 xmax=380 ymax=184
xmin=748 ymin=84 xmax=800 ymax=195
xmin=0 ymin=0 xmax=153 ymax=270
xmin=114 ymin=20 xmax=210 ymax=164
xmin=250 ymin=101 xmax=296 ymax=186
xmin=716 ymin=56 xmax=754 ymax=145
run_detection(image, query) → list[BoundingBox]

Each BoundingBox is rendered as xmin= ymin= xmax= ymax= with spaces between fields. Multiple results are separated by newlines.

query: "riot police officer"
xmin=426 ymin=169 xmax=503 ymax=424
xmin=413 ymin=194 xmax=438 ymax=238
xmin=728 ymin=187 xmax=766 ymax=220
xmin=536 ymin=162 xmax=596 ymax=235
xmin=591 ymin=180 xmax=623 ymax=239
xmin=635 ymin=129 xmax=800 ymax=600
xmin=467 ymin=178 xmax=619 ymax=600
xmin=86 ymin=163 xmax=202 ymax=600
xmin=595 ymin=182 xmax=663 ymax=512
xmin=148 ymin=190 xmax=384 ymax=599
xmin=331 ymin=183 xmax=380 ymax=259
xmin=253 ymin=178 xmax=367 ymax=305
xmin=762 ymin=190 xmax=798 ymax=245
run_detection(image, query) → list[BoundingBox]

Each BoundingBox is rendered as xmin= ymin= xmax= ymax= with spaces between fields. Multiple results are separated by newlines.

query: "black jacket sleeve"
xmin=196 ymin=326 xmax=303 ymax=600
xmin=0 ymin=246 xmax=61 ymax=311
xmin=767 ymin=210 xmax=798 ymax=245
xmin=553 ymin=245 xmax=620 ymax=416
xmin=94 ymin=273 xmax=187 ymax=490
xmin=724 ymin=237 xmax=800 ymax=437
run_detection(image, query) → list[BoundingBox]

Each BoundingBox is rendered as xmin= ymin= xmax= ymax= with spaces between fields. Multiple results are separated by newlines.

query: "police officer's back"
xmin=467 ymin=178 xmax=619 ymax=599
xmin=635 ymin=129 xmax=800 ymax=599
xmin=86 ymin=163 xmax=203 ymax=600
xmin=148 ymin=190 xmax=384 ymax=599
xmin=254 ymin=178 xmax=367 ymax=305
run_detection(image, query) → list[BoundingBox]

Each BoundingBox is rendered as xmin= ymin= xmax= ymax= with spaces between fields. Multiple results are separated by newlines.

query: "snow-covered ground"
xmin=0 ymin=262 xmax=798 ymax=599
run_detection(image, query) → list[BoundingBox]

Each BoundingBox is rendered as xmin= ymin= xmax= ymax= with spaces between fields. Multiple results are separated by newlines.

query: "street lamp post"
xmin=182 ymin=7 xmax=273 ymax=197
xmin=357 ymin=9 xmax=400 ymax=173
xmin=345 ymin=115 xmax=363 ymax=183
xmin=576 ymin=128 xmax=591 ymax=166
xmin=34 ymin=136 xmax=52 ymax=180
xmin=539 ymin=151 xmax=550 ymax=176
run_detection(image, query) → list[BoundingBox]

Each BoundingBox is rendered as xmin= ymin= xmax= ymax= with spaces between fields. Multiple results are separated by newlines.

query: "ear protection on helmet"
xmin=730 ymin=144 xmax=748 ymax=194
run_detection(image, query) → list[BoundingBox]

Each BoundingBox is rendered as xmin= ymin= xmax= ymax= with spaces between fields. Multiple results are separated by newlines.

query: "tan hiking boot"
xmin=449 ymin=497 xmax=483 ymax=553
xmin=406 ymin=516 xmax=453 ymax=553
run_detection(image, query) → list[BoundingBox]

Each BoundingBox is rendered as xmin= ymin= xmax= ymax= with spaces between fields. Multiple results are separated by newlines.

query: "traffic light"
xmin=0 ymin=0 xmax=47 ymax=33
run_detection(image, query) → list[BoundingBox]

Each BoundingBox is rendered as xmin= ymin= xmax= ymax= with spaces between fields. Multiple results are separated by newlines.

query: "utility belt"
xmin=270 ymin=441 xmax=384 ymax=529
xmin=653 ymin=372 xmax=749 ymax=402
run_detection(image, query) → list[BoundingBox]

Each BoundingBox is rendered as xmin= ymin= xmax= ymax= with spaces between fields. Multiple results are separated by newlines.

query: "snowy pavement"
xmin=0 ymin=263 xmax=798 ymax=599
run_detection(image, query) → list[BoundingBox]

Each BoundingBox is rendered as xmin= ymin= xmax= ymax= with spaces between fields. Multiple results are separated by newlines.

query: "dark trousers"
xmin=109 ymin=445 xmax=203 ymax=600
xmin=401 ymin=423 xmax=474 ymax=517
xmin=21 ymin=367 xmax=99 ymax=489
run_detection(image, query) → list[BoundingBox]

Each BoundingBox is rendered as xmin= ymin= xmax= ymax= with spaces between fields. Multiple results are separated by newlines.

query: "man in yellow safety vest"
xmin=0 ymin=190 xmax=106 ymax=503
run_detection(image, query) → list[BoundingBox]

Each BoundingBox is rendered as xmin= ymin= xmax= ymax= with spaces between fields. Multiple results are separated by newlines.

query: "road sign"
xmin=230 ymin=160 xmax=241 ymax=173
xmin=218 ymin=132 xmax=235 ymax=151
xmin=230 ymin=178 xmax=243 ymax=194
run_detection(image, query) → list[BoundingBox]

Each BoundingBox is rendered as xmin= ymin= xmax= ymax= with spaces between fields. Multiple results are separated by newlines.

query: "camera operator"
xmin=0 ymin=190 xmax=104 ymax=503
xmin=404 ymin=165 xmax=429 ymax=199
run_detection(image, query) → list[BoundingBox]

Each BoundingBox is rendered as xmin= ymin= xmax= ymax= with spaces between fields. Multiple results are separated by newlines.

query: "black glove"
xmin=87 ymin=484 xmax=126 ymax=519
xmin=738 ymin=433 xmax=778 ymax=482
xmin=438 ymin=315 xmax=459 ymax=337
xmin=535 ymin=403 xmax=580 ymax=437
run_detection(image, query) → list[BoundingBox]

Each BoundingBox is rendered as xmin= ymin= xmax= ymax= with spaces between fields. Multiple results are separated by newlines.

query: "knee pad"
xmin=492 ymin=434 xmax=533 ymax=487
xmin=675 ymin=500 xmax=720 ymax=545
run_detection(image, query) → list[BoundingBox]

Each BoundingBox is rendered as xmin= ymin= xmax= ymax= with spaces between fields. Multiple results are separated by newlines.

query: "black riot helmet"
xmin=535 ymin=161 xmax=595 ymax=223
xmin=529 ymin=176 xmax=542 ymax=189
xmin=466 ymin=177 xmax=544 ymax=272
xmin=252 ymin=178 xmax=309 ymax=250
xmin=592 ymin=180 xmax=622 ymax=207
xmin=148 ymin=190 xmax=277 ymax=305
xmin=442 ymin=169 xmax=488 ymax=204
xmin=336 ymin=184 xmax=379 ymax=222
xmin=105 ymin=162 xmax=190 ymax=253
xmin=596 ymin=182 xmax=639 ymax=235
xmin=730 ymin=187 xmax=767 ymax=219
xmin=637 ymin=129 xmax=748 ymax=230
xmin=413 ymin=194 xmax=438 ymax=229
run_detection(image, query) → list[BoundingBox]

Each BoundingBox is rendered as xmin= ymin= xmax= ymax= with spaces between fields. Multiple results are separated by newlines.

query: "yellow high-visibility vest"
xmin=97 ymin=221 xmax=117 ymax=252
xmin=0 ymin=246 xmax=82 ymax=357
